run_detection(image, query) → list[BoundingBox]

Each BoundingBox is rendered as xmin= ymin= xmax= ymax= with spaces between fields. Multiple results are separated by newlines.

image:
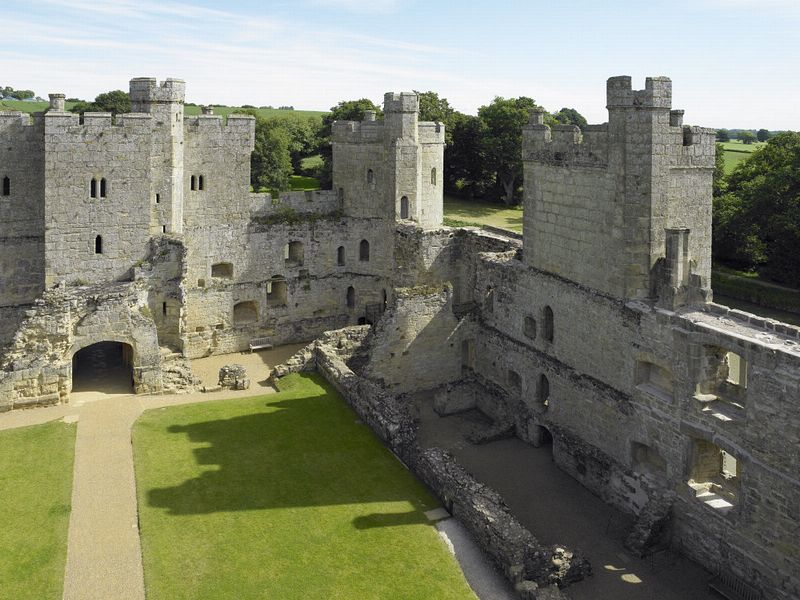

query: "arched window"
xmin=346 ymin=286 xmax=355 ymax=308
xmin=198 ymin=175 xmax=205 ymax=191
xmin=400 ymin=196 xmax=409 ymax=219
xmin=538 ymin=374 xmax=550 ymax=407
xmin=2 ymin=176 xmax=9 ymax=196
xmin=337 ymin=246 xmax=345 ymax=266
xmin=542 ymin=306 xmax=554 ymax=343
xmin=359 ymin=239 xmax=370 ymax=262
xmin=233 ymin=301 xmax=258 ymax=324
xmin=100 ymin=178 xmax=107 ymax=198
xmin=190 ymin=175 xmax=197 ymax=191
xmin=90 ymin=178 xmax=97 ymax=198
xmin=367 ymin=169 xmax=374 ymax=184
xmin=94 ymin=235 xmax=103 ymax=254
xmin=431 ymin=168 xmax=437 ymax=185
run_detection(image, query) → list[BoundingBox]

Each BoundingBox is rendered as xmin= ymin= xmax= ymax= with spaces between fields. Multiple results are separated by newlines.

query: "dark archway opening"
xmin=71 ymin=341 xmax=134 ymax=395
xmin=531 ymin=424 xmax=553 ymax=451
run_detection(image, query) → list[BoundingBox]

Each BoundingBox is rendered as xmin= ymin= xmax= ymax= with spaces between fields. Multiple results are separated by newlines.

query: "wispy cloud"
xmin=308 ymin=0 xmax=403 ymax=14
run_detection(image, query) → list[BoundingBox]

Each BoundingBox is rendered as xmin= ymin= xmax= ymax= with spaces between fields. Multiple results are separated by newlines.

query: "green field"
xmin=0 ymin=421 xmax=77 ymax=600
xmin=133 ymin=373 xmax=475 ymax=600
xmin=0 ymin=98 xmax=325 ymax=121
xmin=721 ymin=139 xmax=763 ymax=174
xmin=443 ymin=195 xmax=523 ymax=232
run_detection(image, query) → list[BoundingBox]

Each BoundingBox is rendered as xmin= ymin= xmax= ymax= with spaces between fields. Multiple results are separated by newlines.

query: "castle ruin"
xmin=0 ymin=76 xmax=798 ymax=599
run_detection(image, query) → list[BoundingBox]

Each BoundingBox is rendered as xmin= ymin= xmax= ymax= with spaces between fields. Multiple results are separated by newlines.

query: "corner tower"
xmin=522 ymin=76 xmax=716 ymax=306
xmin=331 ymin=92 xmax=444 ymax=229
xmin=130 ymin=77 xmax=186 ymax=235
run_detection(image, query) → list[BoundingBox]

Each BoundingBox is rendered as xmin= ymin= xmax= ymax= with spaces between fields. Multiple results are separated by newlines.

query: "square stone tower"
xmin=522 ymin=76 xmax=716 ymax=305
xmin=332 ymin=92 xmax=444 ymax=229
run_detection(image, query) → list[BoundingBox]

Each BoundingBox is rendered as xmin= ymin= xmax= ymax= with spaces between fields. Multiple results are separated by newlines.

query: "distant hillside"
xmin=0 ymin=99 xmax=327 ymax=120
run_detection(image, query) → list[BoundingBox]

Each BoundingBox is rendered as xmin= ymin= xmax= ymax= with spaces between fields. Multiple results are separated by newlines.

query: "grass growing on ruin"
xmin=0 ymin=421 xmax=76 ymax=600
xmin=133 ymin=373 xmax=475 ymax=600
xmin=443 ymin=195 xmax=523 ymax=232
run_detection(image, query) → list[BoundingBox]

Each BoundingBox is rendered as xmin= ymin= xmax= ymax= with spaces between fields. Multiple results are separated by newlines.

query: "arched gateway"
xmin=71 ymin=341 xmax=135 ymax=395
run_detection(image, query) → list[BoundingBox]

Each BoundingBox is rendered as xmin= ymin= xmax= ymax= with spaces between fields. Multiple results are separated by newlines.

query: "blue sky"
xmin=3 ymin=0 xmax=798 ymax=129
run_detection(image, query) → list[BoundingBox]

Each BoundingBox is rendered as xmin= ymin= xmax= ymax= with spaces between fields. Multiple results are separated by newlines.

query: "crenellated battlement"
xmin=606 ymin=75 xmax=672 ymax=109
xmin=42 ymin=111 xmax=154 ymax=133
xmin=0 ymin=111 xmax=36 ymax=127
xmin=384 ymin=92 xmax=418 ymax=114
xmin=130 ymin=77 xmax=185 ymax=110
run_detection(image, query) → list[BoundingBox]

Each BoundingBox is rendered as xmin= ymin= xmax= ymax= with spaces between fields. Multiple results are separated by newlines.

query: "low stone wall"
xmin=275 ymin=327 xmax=591 ymax=598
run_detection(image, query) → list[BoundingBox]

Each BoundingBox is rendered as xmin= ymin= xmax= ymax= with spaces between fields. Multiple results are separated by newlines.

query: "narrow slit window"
xmin=199 ymin=175 xmax=205 ymax=191
xmin=337 ymin=246 xmax=345 ymax=266
xmin=431 ymin=168 xmax=437 ymax=185
xmin=155 ymin=193 xmax=160 ymax=204
xmin=367 ymin=169 xmax=374 ymax=184
xmin=2 ymin=176 xmax=9 ymax=196
xmin=90 ymin=178 xmax=97 ymax=198
xmin=94 ymin=235 xmax=103 ymax=254
xmin=162 ymin=302 xmax=168 ymax=316
xmin=100 ymin=178 xmax=107 ymax=198
xmin=191 ymin=175 xmax=197 ymax=191
xmin=400 ymin=196 xmax=409 ymax=219
xmin=346 ymin=286 xmax=355 ymax=309
xmin=162 ymin=225 xmax=167 ymax=234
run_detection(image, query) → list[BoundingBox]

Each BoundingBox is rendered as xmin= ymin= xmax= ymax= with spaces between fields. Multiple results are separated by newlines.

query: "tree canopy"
xmin=757 ymin=128 xmax=771 ymax=142
xmin=69 ymin=90 xmax=131 ymax=115
xmin=716 ymin=129 xmax=730 ymax=142
xmin=737 ymin=130 xmax=757 ymax=145
xmin=478 ymin=96 xmax=540 ymax=205
xmin=1 ymin=86 xmax=35 ymax=100
xmin=713 ymin=132 xmax=800 ymax=283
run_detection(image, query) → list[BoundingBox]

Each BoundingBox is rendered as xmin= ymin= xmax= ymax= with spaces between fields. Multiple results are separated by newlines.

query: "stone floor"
xmin=413 ymin=395 xmax=719 ymax=600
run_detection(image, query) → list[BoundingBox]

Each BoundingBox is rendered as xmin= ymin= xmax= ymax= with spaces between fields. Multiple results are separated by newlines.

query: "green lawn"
xmin=289 ymin=175 xmax=320 ymax=191
xmin=133 ymin=373 xmax=475 ymax=600
xmin=721 ymin=140 xmax=763 ymax=174
xmin=0 ymin=99 xmax=325 ymax=121
xmin=443 ymin=195 xmax=523 ymax=233
xmin=0 ymin=421 xmax=76 ymax=600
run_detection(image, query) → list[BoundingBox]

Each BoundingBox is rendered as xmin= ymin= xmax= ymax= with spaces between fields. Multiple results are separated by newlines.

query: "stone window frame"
xmin=538 ymin=373 xmax=550 ymax=408
xmin=90 ymin=178 xmax=98 ymax=198
xmin=211 ymin=262 xmax=234 ymax=279
xmin=367 ymin=169 xmax=375 ymax=185
xmin=337 ymin=245 xmax=346 ymax=266
xmin=99 ymin=177 xmax=107 ymax=199
xmin=2 ymin=175 xmax=9 ymax=196
xmin=346 ymin=285 xmax=356 ymax=309
xmin=94 ymin=235 xmax=103 ymax=254
xmin=359 ymin=239 xmax=370 ymax=262
xmin=285 ymin=241 xmax=304 ymax=267
xmin=523 ymin=315 xmax=537 ymax=339
xmin=431 ymin=168 xmax=437 ymax=186
xmin=686 ymin=437 xmax=741 ymax=513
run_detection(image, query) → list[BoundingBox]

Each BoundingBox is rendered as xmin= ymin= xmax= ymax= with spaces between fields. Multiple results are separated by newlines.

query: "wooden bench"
xmin=248 ymin=338 xmax=273 ymax=352
xmin=709 ymin=570 xmax=762 ymax=600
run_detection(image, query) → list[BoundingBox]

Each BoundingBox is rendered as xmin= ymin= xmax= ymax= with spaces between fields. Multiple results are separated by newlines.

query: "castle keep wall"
xmin=0 ymin=112 xmax=45 ymax=306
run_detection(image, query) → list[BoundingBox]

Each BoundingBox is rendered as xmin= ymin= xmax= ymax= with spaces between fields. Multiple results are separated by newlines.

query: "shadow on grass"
xmin=145 ymin=378 xmax=430 ymax=524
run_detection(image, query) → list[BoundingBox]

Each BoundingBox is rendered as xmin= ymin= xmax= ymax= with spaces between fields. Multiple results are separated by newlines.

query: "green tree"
xmin=416 ymin=91 xmax=456 ymax=144
xmin=713 ymin=132 xmax=800 ymax=283
xmin=446 ymin=113 xmax=491 ymax=198
xmin=713 ymin=143 xmax=726 ymax=197
xmin=552 ymin=107 xmax=588 ymax=130
xmin=478 ymin=96 xmax=540 ymax=205
xmin=316 ymin=98 xmax=383 ymax=188
xmin=275 ymin=115 xmax=321 ymax=174
xmin=716 ymin=129 xmax=730 ymax=142
xmin=737 ymin=130 xmax=756 ymax=145
xmin=235 ymin=109 xmax=293 ymax=192
xmin=757 ymin=128 xmax=771 ymax=142
xmin=69 ymin=90 xmax=131 ymax=115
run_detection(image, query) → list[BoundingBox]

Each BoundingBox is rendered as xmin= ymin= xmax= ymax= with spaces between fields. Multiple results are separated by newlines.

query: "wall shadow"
xmin=144 ymin=379 xmax=430 ymax=520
